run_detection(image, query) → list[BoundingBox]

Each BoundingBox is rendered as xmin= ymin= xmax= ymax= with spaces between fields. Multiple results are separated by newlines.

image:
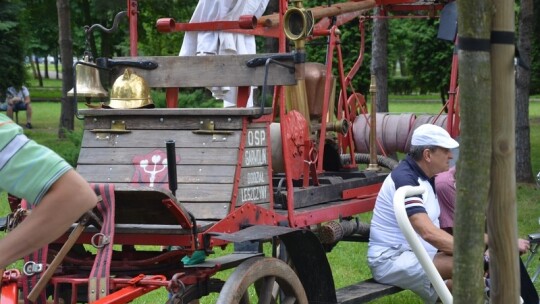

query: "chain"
xmin=166 ymin=273 xmax=186 ymax=304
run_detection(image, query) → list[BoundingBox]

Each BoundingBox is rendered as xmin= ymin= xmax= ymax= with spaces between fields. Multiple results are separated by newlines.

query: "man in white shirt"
xmin=368 ymin=124 xmax=458 ymax=303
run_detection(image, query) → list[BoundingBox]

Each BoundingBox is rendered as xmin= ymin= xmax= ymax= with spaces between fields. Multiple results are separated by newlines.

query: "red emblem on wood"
xmin=131 ymin=149 xmax=179 ymax=188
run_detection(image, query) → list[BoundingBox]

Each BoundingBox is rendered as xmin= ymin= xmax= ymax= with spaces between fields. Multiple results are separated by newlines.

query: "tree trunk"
xmin=57 ymin=0 xmax=75 ymax=137
xmin=29 ymin=59 xmax=38 ymax=79
xmin=371 ymin=8 xmax=388 ymax=112
xmin=488 ymin=0 xmax=520 ymax=302
xmin=34 ymin=56 xmax=43 ymax=87
xmin=453 ymin=1 xmax=492 ymax=303
xmin=44 ymin=60 xmax=50 ymax=79
xmin=515 ymin=0 xmax=534 ymax=183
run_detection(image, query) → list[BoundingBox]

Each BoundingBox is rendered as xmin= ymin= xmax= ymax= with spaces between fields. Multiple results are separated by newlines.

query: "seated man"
xmin=0 ymin=114 xmax=97 ymax=269
xmin=368 ymin=124 xmax=458 ymax=303
xmin=436 ymin=165 xmax=539 ymax=303
xmin=5 ymin=85 xmax=33 ymax=128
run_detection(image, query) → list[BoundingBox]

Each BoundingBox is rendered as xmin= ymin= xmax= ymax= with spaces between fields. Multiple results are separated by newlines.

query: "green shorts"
xmin=0 ymin=114 xmax=72 ymax=205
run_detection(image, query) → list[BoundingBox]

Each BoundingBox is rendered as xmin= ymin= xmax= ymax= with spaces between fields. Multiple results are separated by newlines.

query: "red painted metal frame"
xmin=446 ymin=38 xmax=460 ymax=137
xmin=92 ymin=275 xmax=167 ymax=304
xmin=291 ymin=194 xmax=380 ymax=227
xmin=127 ymin=0 xmax=138 ymax=56
xmin=1 ymin=269 xmax=20 ymax=304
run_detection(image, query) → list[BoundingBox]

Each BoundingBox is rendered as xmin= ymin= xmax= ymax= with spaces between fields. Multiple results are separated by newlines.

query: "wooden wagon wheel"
xmin=216 ymin=257 xmax=308 ymax=304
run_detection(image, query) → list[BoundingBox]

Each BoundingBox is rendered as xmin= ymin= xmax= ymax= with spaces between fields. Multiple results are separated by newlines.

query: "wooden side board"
xmin=111 ymin=54 xmax=297 ymax=88
xmin=78 ymin=110 xmax=272 ymax=221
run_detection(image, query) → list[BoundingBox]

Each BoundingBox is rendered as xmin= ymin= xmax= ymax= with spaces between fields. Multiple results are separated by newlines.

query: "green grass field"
xmin=1 ymin=83 xmax=539 ymax=303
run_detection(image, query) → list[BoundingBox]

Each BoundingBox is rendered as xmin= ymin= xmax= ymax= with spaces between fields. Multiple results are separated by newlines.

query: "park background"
xmin=3 ymin=77 xmax=539 ymax=303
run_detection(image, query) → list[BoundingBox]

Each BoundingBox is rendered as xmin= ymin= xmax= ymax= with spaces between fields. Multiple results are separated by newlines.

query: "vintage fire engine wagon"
xmin=2 ymin=0 xmax=459 ymax=303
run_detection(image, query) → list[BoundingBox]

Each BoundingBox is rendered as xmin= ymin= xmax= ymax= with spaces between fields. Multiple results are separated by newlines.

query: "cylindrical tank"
xmin=352 ymin=113 xmax=416 ymax=155
xmin=270 ymin=123 xmax=284 ymax=173
xmin=403 ymin=114 xmax=448 ymax=152
xmin=304 ymin=62 xmax=336 ymax=120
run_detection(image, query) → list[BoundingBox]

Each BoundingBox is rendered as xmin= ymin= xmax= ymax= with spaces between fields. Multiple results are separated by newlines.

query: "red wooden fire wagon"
xmin=1 ymin=0 xmax=459 ymax=303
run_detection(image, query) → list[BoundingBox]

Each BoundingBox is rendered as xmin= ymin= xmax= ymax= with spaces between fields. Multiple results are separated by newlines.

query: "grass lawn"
xmin=1 ymin=91 xmax=539 ymax=303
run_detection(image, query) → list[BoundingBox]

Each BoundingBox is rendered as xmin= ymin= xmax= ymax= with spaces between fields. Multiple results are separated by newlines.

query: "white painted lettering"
xmin=240 ymin=186 xmax=269 ymax=202
xmin=247 ymin=130 xmax=266 ymax=147
xmin=246 ymin=170 xmax=266 ymax=184
xmin=244 ymin=148 xmax=268 ymax=166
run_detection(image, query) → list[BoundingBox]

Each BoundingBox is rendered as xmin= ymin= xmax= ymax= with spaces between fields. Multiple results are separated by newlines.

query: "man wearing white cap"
xmin=367 ymin=123 xmax=459 ymax=303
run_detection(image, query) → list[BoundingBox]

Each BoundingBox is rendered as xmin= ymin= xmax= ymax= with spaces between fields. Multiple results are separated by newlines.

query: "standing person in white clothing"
xmin=179 ymin=0 xmax=270 ymax=107
xmin=367 ymin=124 xmax=459 ymax=303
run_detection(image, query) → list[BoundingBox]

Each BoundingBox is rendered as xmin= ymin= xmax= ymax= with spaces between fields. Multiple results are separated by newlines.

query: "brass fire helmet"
xmin=107 ymin=68 xmax=154 ymax=109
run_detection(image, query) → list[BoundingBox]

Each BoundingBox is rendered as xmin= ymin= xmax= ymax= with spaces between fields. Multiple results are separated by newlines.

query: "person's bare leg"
xmin=434 ymin=252 xmax=453 ymax=294
xmin=6 ymin=105 xmax=13 ymax=120
xmin=433 ymin=252 xmax=453 ymax=280
xmin=26 ymin=103 xmax=32 ymax=124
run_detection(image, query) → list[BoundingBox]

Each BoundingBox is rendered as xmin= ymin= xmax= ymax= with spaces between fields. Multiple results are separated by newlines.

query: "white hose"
xmin=393 ymin=185 xmax=453 ymax=304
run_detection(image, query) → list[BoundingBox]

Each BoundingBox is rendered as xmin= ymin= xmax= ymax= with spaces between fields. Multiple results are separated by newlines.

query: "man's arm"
xmin=409 ymin=212 xmax=454 ymax=255
xmin=0 ymin=170 xmax=97 ymax=269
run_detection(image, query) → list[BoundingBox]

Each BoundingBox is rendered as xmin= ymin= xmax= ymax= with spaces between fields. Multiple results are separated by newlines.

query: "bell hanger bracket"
xmin=95 ymin=57 xmax=158 ymax=70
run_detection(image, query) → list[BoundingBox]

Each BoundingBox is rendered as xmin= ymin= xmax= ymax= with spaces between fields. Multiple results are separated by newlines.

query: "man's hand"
xmin=518 ymin=238 xmax=530 ymax=255
xmin=9 ymin=97 xmax=22 ymax=105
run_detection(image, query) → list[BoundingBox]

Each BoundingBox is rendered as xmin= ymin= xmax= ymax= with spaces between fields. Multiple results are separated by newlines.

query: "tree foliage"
xmin=0 ymin=0 xmax=27 ymax=97
xmin=402 ymin=18 xmax=454 ymax=97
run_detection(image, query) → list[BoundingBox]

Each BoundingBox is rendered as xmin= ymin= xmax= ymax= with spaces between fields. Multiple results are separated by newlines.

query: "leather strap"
xmin=88 ymin=184 xmax=116 ymax=302
xmin=21 ymin=199 xmax=48 ymax=304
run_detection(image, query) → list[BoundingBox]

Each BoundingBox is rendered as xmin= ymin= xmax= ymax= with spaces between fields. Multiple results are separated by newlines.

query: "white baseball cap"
xmin=411 ymin=124 xmax=459 ymax=149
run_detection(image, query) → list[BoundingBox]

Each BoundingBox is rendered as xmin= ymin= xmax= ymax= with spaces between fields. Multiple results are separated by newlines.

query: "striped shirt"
xmin=0 ymin=114 xmax=71 ymax=205
xmin=368 ymin=155 xmax=440 ymax=257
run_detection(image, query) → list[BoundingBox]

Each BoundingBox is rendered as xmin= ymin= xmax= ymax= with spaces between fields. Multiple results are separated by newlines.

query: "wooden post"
xmin=453 ymin=0 xmax=492 ymax=302
xmin=488 ymin=0 xmax=519 ymax=301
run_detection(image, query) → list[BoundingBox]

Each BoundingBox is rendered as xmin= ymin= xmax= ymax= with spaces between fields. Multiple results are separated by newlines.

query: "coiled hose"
xmin=340 ymin=153 xmax=399 ymax=170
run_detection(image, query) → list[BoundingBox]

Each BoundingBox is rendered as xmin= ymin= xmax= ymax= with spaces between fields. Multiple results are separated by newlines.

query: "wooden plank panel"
xmin=182 ymin=202 xmax=230 ymax=220
xmin=79 ymin=108 xmax=272 ymax=118
xmin=78 ymin=147 xmax=238 ymax=165
xmin=77 ymin=164 xmax=236 ymax=184
xmin=81 ymin=130 xmax=241 ymax=148
xmin=81 ymin=113 xmax=244 ymax=130
xmin=110 ymin=183 xmax=232 ymax=202
xmin=113 ymin=54 xmax=296 ymax=87
xmin=285 ymin=174 xmax=386 ymax=209
xmin=109 ymin=185 xmax=231 ymax=219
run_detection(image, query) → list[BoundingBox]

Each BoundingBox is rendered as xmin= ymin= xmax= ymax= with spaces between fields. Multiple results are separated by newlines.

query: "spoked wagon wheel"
xmin=216 ymin=257 xmax=308 ymax=304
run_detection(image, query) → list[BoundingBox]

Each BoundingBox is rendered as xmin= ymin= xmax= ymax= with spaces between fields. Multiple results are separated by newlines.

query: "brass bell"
xmin=108 ymin=68 xmax=154 ymax=109
xmin=67 ymin=55 xmax=108 ymax=98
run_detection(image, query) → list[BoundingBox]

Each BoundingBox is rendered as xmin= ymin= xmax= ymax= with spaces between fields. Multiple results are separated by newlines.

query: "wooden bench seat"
xmin=336 ymin=278 xmax=403 ymax=303
xmin=0 ymin=107 xmax=24 ymax=124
